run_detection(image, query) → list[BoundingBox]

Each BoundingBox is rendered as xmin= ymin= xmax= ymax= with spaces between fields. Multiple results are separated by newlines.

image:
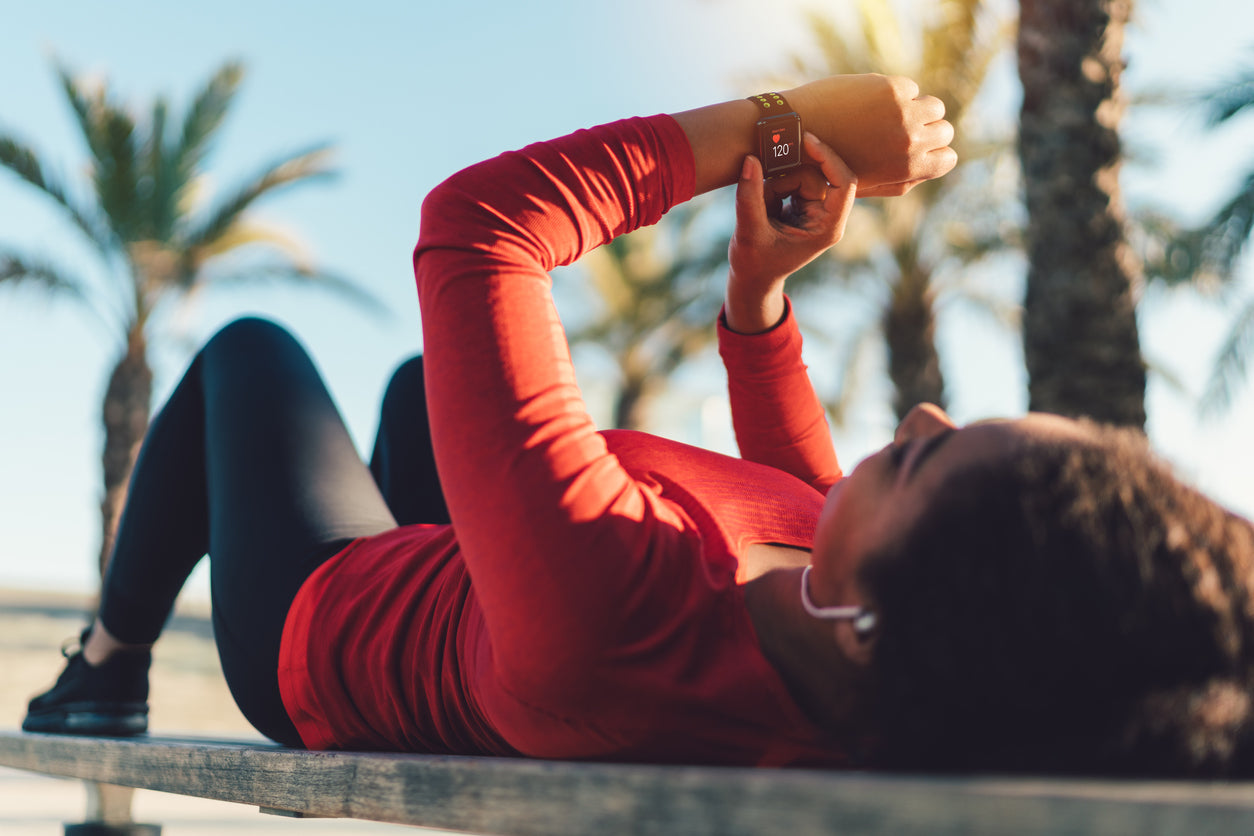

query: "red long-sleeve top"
xmin=277 ymin=114 xmax=847 ymax=766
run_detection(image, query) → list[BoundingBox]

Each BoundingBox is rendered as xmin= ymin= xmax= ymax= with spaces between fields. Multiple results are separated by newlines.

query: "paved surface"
xmin=0 ymin=589 xmax=447 ymax=834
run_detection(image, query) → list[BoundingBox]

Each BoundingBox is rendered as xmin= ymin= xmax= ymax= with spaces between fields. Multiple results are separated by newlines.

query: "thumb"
xmin=734 ymin=155 xmax=769 ymax=233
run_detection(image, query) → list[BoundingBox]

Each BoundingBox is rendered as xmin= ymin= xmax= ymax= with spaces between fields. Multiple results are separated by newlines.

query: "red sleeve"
xmin=718 ymin=301 xmax=842 ymax=494
xmin=412 ymin=116 xmax=700 ymax=698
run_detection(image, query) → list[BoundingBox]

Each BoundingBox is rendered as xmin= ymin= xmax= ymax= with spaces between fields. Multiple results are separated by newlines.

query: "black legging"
xmin=98 ymin=317 xmax=447 ymax=746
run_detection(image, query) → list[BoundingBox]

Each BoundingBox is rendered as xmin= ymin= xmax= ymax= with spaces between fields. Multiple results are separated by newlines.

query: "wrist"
xmin=778 ymin=80 xmax=836 ymax=155
xmin=724 ymin=278 xmax=786 ymax=335
xmin=748 ymin=93 xmax=803 ymax=178
xmin=779 ymin=74 xmax=900 ymax=189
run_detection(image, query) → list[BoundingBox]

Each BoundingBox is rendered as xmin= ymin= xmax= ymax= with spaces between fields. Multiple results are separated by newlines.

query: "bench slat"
xmin=5 ymin=730 xmax=1254 ymax=835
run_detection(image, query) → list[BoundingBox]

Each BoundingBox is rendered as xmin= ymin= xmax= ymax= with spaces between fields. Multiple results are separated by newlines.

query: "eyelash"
xmin=889 ymin=440 xmax=910 ymax=468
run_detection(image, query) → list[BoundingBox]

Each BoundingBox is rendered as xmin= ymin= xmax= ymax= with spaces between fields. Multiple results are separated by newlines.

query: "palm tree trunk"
xmin=1017 ymin=0 xmax=1146 ymax=427
xmin=614 ymin=375 xmax=648 ymax=431
xmin=98 ymin=326 xmax=152 ymax=577
xmin=884 ymin=271 xmax=946 ymax=421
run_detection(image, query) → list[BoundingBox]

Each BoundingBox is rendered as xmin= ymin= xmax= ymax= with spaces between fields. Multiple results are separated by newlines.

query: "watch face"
xmin=757 ymin=113 xmax=802 ymax=176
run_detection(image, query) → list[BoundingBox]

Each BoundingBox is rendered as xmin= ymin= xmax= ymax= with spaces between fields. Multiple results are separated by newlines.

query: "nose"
xmin=894 ymin=402 xmax=957 ymax=445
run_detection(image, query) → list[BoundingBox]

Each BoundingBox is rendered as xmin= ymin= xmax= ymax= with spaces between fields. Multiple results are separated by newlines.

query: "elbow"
xmin=416 ymin=172 xmax=477 ymax=252
xmin=411 ymin=171 xmax=493 ymax=297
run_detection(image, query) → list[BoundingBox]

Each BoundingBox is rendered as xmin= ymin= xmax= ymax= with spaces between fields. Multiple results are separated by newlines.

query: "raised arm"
xmin=412 ymin=75 xmax=953 ymax=698
xmin=717 ymin=133 xmax=860 ymax=491
xmin=672 ymin=73 xmax=955 ymax=198
xmin=678 ymin=76 xmax=953 ymax=486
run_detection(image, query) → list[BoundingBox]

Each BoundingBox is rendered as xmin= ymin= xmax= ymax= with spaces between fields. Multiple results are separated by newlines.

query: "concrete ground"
xmin=0 ymin=588 xmax=445 ymax=835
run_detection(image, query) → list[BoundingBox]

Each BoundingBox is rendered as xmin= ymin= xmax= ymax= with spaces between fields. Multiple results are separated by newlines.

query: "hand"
xmin=785 ymin=74 xmax=956 ymax=195
xmin=724 ymin=132 xmax=857 ymax=334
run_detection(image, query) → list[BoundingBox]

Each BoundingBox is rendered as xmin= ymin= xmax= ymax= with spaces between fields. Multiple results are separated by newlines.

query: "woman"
xmin=25 ymin=72 xmax=1251 ymax=775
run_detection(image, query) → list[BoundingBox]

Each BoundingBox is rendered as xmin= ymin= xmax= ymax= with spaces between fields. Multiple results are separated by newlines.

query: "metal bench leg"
xmin=64 ymin=782 xmax=161 ymax=836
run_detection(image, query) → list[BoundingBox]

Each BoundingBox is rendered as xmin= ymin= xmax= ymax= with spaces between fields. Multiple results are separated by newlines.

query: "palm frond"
xmin=1122 ymin=133 xmax=1168 ymax=170
xmin=173 ymin=62 xmax=244 ymax=185
xmin=183 ymin=220 xmax=315 ymax=273
xmin=0 ymin=252 xmax=89 ymax=297
xmin=1197 ymin=170 xmax=1254 ymax=281
xmin=180 ymin=144 xmax=336 ymax=254
xmin=941 ymin=222 xmax=1022 ymax=263
xmin=657 ymin=320 xmax=717 ymax=375
xmin=0 ymin=250 xmax=119 ymax=335
xmin=925 ymin=0 xmax=979 ymax=63
xmin=1200 ymin=63 xmax=1254 ymax=127
xmin=55 ymin=60 xmax=110 ymax=166
xmin=922 ymin=0 xmax=978 ymax=102
xmin=191 ymin=263 xmax=387 ymax=318
xmin=858 ymin=0 xmax=910 ymax=75
xmin=1141 ymin=350 xmax=1190 ymax=400
xmin=935 ymin=15 xmax=1015 ymax=130
xmin=53 ymin=60 xmax=143 ymax=244
xmin=564 ymin=315 xmax=618 ymax=348
xmin=1133 ymin=211 xmax=1213 ymax=290
xmin=812 ymin=316 xmax=884 ymax=429
xmin=937 ymin=284 xmax=1022 ymax=329
xmin=143 ymin=97 xmax=179 ymax=240
xmin=1145 ymin=171 xmax=1254 ymax=292
xmin=1200 ymin=295 xmax=1254 ymax=417
xmin=799 ymin=10 xmax=870 ymax=75
xmin=0 ymin=133 xmax=108 ymax=249
xmin=1129 ymin=86 xmax=1191 ymax=109
xmin=94 ymin=105 xmax=140 ymax=241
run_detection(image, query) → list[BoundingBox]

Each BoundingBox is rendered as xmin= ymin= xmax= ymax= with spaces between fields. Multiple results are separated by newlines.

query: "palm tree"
xmin=560 ymin=200 xmax=730 ymax=429
xmin=1017 ymin=0 xmax=1146 ymax=427
xmin=561 ymin=0 xmax=1016 ymax=432
xmin=777 ymin=0 xmax=1019 ymax=422
xmin=0 ymin=59 xmax=373 ymax=576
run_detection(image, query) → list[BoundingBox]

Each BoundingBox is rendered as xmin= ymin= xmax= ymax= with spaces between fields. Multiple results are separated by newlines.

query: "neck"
xmin=743 ymin=567 xmax=871 ymax=741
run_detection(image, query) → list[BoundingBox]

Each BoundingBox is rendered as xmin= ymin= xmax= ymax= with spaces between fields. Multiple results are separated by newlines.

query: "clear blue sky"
xmin=1 ymin=0 xmax=1251 ymax=594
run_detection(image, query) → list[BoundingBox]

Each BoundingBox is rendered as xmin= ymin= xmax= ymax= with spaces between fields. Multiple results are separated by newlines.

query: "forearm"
xmin=719 ymin=301 xmax=841 ymax=491
xmin=670 ymin=74 xmax=955 ymax=197
xmin=415 ymin=117 xmax=699 ymax=670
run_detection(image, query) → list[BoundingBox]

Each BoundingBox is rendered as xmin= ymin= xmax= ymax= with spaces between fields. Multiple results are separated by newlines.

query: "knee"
xmin=383 ymin=355 xmax=425 ymax=397
xmin=379 ymin=355 xmax=428 ymax=418
xmin=201 ymin=317 xmax=301 ymax=364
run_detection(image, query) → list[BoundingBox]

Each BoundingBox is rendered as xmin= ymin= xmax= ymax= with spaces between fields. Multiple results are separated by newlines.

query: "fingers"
xmin=925 ymin=145 xmax=959 ymax=180
xmin=799 ymin=132 xmax=856 ymax=243
xmin=899 ymin=90 xmax=954 ymax=187
xmin=925 ymin=114 xmax=955 ymax=149
xmin=892 ymin=74 xmax=921 ymax=101
xmin=852 ymin=108 xmax=957 ymax=198
xmin=907 ymin=95 xmax=954 ymax=177
xmin=913 ymin=93 xmax=947 ymax=124
xmin=766 ymin=166 xmax=828 ymax=204
xmin=794 ymin=167 xmax=829 ymax=202
xmin=802 ymin=132 xmax=856 ymax=189
xmin=802 ymin=131 xmax=857 ymax=217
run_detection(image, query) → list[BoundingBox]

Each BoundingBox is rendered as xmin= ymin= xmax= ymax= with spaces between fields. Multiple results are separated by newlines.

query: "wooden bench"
xmin=6 ymin=729 xmax=1254 ymax=835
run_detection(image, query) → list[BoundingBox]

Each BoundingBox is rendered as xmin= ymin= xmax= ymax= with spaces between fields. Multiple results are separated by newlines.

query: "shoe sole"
xmin=23 ymin=703 xmax=148 ymax=737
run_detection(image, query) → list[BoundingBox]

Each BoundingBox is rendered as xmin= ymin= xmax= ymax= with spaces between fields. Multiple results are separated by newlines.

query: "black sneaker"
xmin=22 ymin=630 xmax=150 ymax=736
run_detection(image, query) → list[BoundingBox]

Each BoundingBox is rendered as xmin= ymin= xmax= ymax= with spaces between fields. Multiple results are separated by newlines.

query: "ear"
xmin=834 ymin=621 xmax=876 ymax=667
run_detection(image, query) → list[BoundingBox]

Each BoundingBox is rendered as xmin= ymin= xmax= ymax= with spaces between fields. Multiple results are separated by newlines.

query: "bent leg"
xmin=369 ymin=356 xmax=450 ymax=525
xmin=100 ymin=317 xmax=395 ymax=744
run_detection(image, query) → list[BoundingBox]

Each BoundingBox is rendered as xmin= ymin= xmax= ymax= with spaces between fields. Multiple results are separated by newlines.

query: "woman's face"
xmin=806 ymin=404 xmax=1089 ymax=611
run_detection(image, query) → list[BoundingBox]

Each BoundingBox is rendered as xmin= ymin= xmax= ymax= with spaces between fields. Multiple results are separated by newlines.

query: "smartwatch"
xmin=747 ymin=92 xmax=803 ymax=177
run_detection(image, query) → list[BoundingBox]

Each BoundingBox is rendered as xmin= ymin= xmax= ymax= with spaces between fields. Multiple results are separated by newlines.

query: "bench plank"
xmin=5 ymin=730 xmax=1254 ymax=835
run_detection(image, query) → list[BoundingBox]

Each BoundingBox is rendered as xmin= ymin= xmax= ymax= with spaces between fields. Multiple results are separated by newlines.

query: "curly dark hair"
xmin=860 ymin=422 xmax=1254 ymax=776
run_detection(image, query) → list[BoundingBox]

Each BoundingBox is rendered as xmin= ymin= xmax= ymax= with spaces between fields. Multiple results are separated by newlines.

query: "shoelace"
xmin=59 ymin=633 xmax=85 ymax=659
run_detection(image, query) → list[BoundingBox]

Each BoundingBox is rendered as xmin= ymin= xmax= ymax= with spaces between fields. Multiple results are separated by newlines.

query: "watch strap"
xmin=747 ymin=92 xmax=794 ymax=114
